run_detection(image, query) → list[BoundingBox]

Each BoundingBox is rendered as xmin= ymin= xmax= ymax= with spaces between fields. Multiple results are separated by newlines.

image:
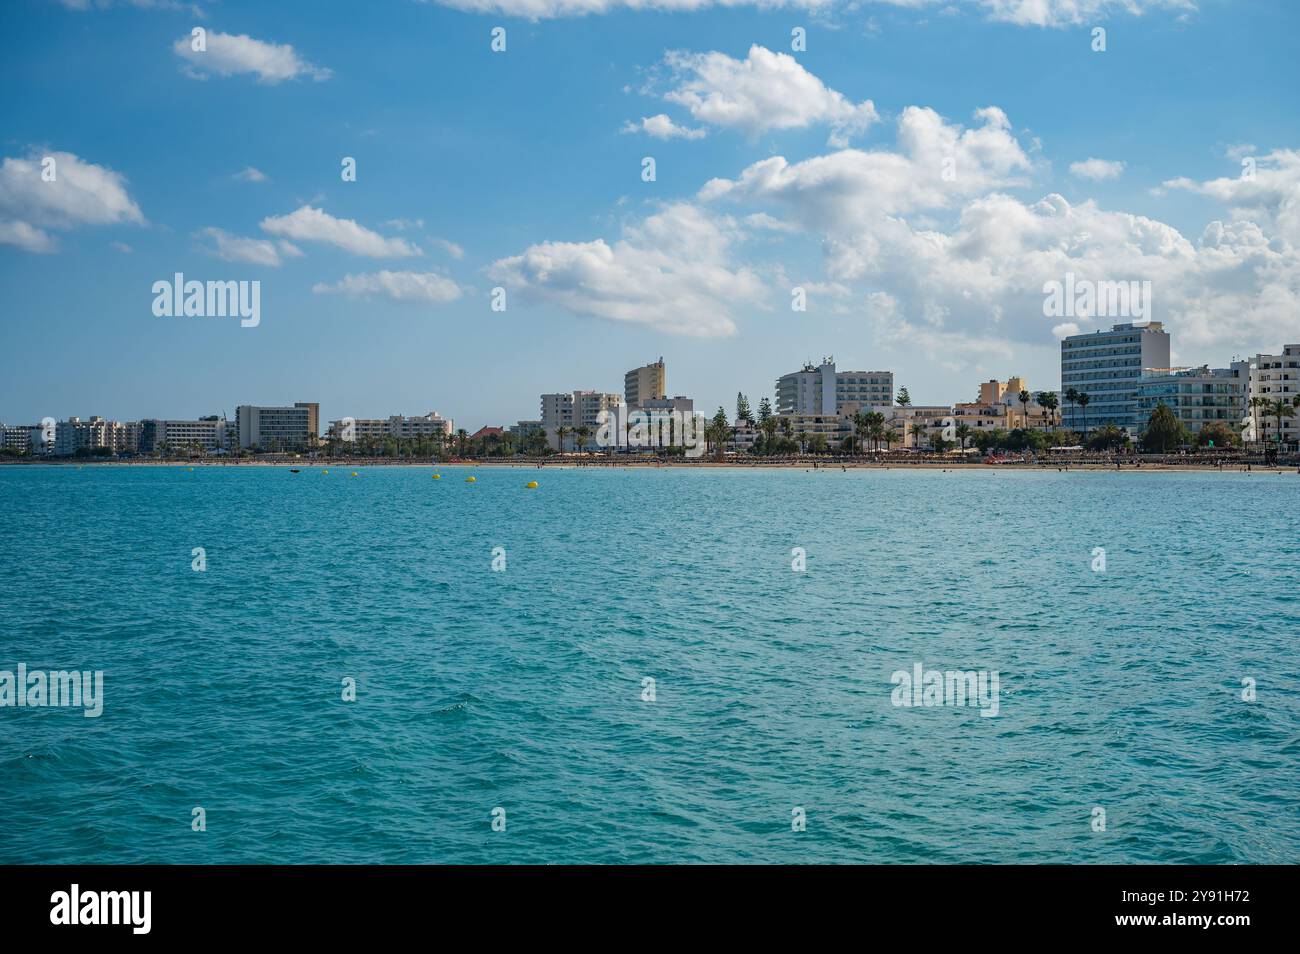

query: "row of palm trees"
xmin=1248 ymin=395 xmax=1300 ymax=444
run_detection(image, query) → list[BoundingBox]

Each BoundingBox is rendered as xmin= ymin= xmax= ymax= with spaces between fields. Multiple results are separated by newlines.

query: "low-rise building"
xmin=1135 ymin=364 xmax=1250 ymax=437
xmin=139 ymin=417 xmax=229 ymax=454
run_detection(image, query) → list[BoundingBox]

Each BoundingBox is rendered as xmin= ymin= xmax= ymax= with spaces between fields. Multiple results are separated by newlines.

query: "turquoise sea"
xmin=1 ymin=464 xmax=1297 ymax=864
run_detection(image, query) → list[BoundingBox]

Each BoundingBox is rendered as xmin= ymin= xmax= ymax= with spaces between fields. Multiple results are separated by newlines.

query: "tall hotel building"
xmin=1060 ymin=322 xmax=1170 ymax=432
xmin=235 ymin=403 xmax=318 ymax=450
xmin=1249 ymin=344 xmax=1300 ymax=445
xmin=624 ymin=359 xmax=666 ymax=409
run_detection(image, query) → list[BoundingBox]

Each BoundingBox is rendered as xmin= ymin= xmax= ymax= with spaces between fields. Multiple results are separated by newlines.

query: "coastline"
xmin=3 ymin=457 xmax=1295 ymax=473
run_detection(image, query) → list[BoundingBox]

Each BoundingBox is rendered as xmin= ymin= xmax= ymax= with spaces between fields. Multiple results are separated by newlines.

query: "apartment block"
xmin=776 ymin=359 xmax=894 ymax=416
xmin=1248 ymin=344 xmax=1300 ymax=445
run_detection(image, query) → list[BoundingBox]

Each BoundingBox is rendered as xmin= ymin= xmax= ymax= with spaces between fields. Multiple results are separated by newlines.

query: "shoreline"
xmin=3 ymin=458 xmax=1296 ymax=474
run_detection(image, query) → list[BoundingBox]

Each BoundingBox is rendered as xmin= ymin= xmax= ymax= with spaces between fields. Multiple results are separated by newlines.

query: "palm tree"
xmin=883 ymin=425 xmax=899 ymax=451
xmin=911 ymin=418 xmax=928 ymax=450
xmin=1036 ymin=391 xmax=1059 ymax=431
xmin=555 ymin=425 xmax=570 ymax=454
xmin=864 ymin=411 xmax=886 ymax=452
xmin=1247 ymin=396 xmax=1262 ymax=443
xmin=1076 ymin=392 xmax=1090 ymax=439
xmin=1063 ymin=387 xmax=1079 ymax=432
xmin=575 ymin=425 xmax=591 ymax=454
xmin=1270 ymin=398 xmax=1296 ymax=446
xmin=853 ymin=411 xmax=869 ymax=457
xmin=456 ymin=428 xmax=469 ymax=457
xmin=955 ymin=422 xmax=973 ymax=451
xmin=1018 ymin=389 xmax=1031 ymax=429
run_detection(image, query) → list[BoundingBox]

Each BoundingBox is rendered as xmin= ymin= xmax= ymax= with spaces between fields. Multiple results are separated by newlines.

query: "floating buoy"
xmin=432 ymin=474 xmax=440 ymax=479
xmin=525 ymin=481 xmax=538 ymax=488
xmin=323 ymin=469 xmax=328 ymax=474
xmin=465 ymin=476 xmax=476 ymax=483
xmin=351 ymin=471 xmax=358 ymax=477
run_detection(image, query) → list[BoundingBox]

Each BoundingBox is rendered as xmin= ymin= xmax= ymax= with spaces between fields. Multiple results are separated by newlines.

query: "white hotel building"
xmin=1248 ymin=344 xmax=1300 ymax=445
xmin=1060 ymin=321 xmax=1171 ymax=432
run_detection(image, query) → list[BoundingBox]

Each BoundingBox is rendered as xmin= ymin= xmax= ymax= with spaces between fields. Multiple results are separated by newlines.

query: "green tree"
xmin=895 ymin=387 xmax=912 ymax=409
xmin=1036 ymin=391 xmax=1059 ymax=430
xmin=1018 ymin=389 xmax=1032 ymax=428
xmin=736 ymin=393 xmax=751 ymax=424
xmin=955 ymin=422 xmax=973 ymax=451
xmin=1269 ymin=398 xmax=1296 ymax=445
xmin=1195 ymin=420 xmax=1240 ymax=449
xmin=1076 ymin=391 xmax=1091 ymax=438
xmin=1140 ymin=404 xmax=1187 ymax=452
xmin=575 ymin=426 xmax=591 ymax=454
xmin=1087 ymin=424 xmax=1130 ymax=452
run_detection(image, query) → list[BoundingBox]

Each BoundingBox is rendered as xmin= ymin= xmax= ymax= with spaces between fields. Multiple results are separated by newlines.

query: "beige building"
xmin=625 ymin=359 xmax=666 ymax=408
xmin=53 ymin=416 xmax=138 ymax=455
xmin=236 ymin=403 xmax=317 ymax=450
xmin=953 ymin=378 xmax=1057 ymax=435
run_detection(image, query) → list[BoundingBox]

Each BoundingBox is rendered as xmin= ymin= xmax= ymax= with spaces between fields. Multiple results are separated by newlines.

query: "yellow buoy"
xmin=465 ymin=476 xmax=476 ymax=483
xmin=525 ymin=481 xmax=538 ymax=488
xmin=323 ymin=469 xmax=329 ymax=474
xmin=351 ymin=471 xmax=358 ymax=477
xmin=433 ymin=474 xmax=440 ymax=479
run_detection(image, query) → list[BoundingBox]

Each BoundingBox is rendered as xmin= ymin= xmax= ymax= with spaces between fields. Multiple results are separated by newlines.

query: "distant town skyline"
xmin=3 ymin=0 xmax=1299 ymax=431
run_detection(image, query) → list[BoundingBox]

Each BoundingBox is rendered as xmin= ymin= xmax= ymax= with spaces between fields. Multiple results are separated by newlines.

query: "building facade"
xmin=1060 ymin=321 xmax=1170 ymax=432
xmin=140 ymin=417 xmax=229 ymax=454
xmin=624 ymin=359 xmax=666 ymax=408
xmin=776 ymin=359 xmax=894 ymax=416
xmin=1249 ymin=344 xmax=1300 ymax=446
xmin=540 ymin=390 xmax=622 ymax=451
xmin=236 ymin=403 xmax=316 ymax=450
xmin=1135 ymin=365 xmax=1250 ymax=437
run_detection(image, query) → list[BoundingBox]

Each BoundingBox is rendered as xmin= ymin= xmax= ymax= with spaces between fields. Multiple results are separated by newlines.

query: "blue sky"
xmin=2 ymin=0 xmax=1298 ymax=430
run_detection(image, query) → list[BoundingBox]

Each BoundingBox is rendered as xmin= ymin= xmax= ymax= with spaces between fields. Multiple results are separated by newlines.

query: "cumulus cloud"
xmin=1159 ymin=148 xmax=1300 ymax=244
xmin=196 ymin=227 xmax=302 ymax=267
xmin=0 ymin=220 xmax=57 ymax=253
xmin=233 ymin=167 xmax=269 ymax=183
xmin=259 ymin=206 xmax=422 ymax=257
xmin=419 ymin=0 xmax=1189 ymax=25
xmin=488 ymin=202 xmax=766 ymax=337
xmin=312 ymin=270 xmax=463 ymax=303
xmin=0 ymin=149 xmax=144 ymax=253
xmin=700 ymin=105 xmax=1031 ymax=229
xmin=659 ymin=45 xmax=877 ymax=145
xmin=173 ymin=31 xmax=331 ymax=84
xmin=622 ymin=114 xmax=707 ymax=141
xmin=1069 ymin=158 xmax=1125 ymax=180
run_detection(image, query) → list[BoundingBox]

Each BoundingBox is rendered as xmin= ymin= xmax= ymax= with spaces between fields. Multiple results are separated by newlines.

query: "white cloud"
xmin=196 ymin=227 xmax=302 ymax=267
xmin=0 ymin=149 xmax=144 ymax=253
xmin=1160 ymin=148 xmax=1300 ymax=245
xmin=259 ymin=206 xmax=422 ymax=257
xmin=660 ymin=45 xmax=877 ymax=145
xmin=974 ymin=0 xmax=1196 ymax=27
xmin=0 ymin=220 xmax=57 ymax=254
xmin=434 ymin=238 xmax=465 ymax=259
xmin=312 ymin=271 xmax=463 ymax=303
xmin=233 ymin=167 xmax=269 ymax=183
xmin=427 ymin=0 xmax=829 ymax=17
xmin=419 ymin=0 xmax=1189 ymax=25
xmin=173 ymin=31 xmax=331 ymax=84
xmin=488 ymin=202 xmax=766 ymax=337
xmin=1069 ymin=158 xmax=1125 ymax=180
xmin=1051 ymin=321 xmax=1080 ymax=338
xmin=622 ymin=114 xmax=707 ymax=141
xmin=701 ymin=106 xmax=1031 ymax=229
